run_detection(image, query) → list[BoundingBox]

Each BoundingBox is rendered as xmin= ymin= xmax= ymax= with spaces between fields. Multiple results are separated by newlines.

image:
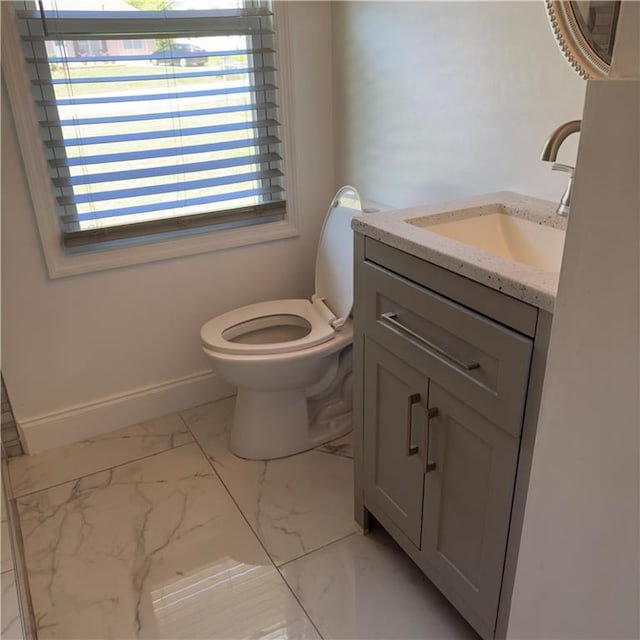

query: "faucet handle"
xmin=552 ymin=162 xmax=574 ymax=175
xmin=551 ymin=163 xmax=575 ymax=217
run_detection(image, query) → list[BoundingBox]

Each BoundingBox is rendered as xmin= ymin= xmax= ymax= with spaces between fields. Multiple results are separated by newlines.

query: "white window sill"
xmin=47 ymin=219 xmax=300 ymax=278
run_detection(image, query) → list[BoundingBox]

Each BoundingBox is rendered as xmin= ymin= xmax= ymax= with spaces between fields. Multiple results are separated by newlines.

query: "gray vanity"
xmin=352 ymin=192 xmax=567 ymax=640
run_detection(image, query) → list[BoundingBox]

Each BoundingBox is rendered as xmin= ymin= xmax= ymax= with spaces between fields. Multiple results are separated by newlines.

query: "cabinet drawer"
xmin=364 ymin=237 xmax=538 ymax=337
xmin=360 ymin=261 xmax=533 ymax=436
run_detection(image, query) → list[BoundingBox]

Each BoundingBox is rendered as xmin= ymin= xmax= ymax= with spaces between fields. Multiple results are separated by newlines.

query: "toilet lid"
xmin=314 ymin=186 xmax=363 ymax=326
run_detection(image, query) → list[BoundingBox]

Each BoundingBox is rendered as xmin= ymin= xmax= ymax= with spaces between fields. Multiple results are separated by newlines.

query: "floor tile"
xmin=183 ymin=398 xmax=357 ymax=566
xmin=9 ymin=413 xmax=193 ymax=498
xmin=281 ymin=526 xmax=479 ymax=640
xmin=1 ymin=571 xmax=24 ymax=639
xmin=317 ymin=431 xmax=354 ymax=458
xmin=17 ymin=444 xmax=319 ymax=639
xmin=2 ymin=520 xmax=13 ymax=573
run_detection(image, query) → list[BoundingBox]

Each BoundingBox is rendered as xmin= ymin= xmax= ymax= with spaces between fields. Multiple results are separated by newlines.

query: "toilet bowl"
xmin=200 ymin=186 xmax=363 ymax=460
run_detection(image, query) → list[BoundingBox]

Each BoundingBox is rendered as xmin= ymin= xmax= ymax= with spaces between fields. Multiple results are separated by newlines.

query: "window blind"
xmin=14 ymin=1 xmax=286 ymax=248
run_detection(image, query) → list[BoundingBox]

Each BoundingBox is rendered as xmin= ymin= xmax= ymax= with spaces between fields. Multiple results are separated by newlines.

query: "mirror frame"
xmin=545 ymin=0 xmax=610 ymax=79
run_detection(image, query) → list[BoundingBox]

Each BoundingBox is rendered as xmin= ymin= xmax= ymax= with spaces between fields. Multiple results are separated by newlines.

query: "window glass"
xmin=17 ymin=0 xmax=285 ymax=247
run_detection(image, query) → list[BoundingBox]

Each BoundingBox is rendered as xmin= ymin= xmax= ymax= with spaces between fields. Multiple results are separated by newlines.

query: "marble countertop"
xmin=352 ymin=191 xmax=567 ymax=312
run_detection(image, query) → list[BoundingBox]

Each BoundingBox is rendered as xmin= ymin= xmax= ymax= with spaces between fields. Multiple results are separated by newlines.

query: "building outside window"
xmin=122 ymin=39 xmax=144 ymax=50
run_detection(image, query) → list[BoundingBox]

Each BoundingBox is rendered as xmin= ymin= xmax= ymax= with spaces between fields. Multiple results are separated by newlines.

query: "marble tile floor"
xmin=2 ymin=471 xmax=26 ymax=639
xmin=7 ymin=396 xmax=478 ymax=639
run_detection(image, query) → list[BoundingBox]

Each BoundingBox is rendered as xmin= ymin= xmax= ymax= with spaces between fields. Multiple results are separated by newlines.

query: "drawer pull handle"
xmin=424 ymin=407 xmax=439 ymax=473
xmin=381 ymin=312 xmax=480 ymax=372
xmin=405 ymin=393 xmax=421 ymax=457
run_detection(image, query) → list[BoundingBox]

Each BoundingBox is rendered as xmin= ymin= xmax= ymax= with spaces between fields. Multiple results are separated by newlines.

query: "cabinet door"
xmin=363 ymin=338 xmax=427 ymax=548
xmin=421 ymin=382 xmax=519 ymax=631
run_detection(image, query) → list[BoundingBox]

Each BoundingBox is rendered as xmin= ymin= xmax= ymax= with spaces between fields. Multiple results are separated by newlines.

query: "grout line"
xmin=314 ymin=448 xmax=354 ymax=460
xmin=179 ymin=411 xmax=326 ymax=640
xmin=177 ymin=411 xmax=281 ymax=569
xmin=10 ymin=438 xmax=196 ymax=500
xmin=4 ymin=483 xmax=38 ymax=640
xmin=276 ymin=530 xmax=359 ymax=569
xmin=273 ymin=562 xmax=326 ymax=640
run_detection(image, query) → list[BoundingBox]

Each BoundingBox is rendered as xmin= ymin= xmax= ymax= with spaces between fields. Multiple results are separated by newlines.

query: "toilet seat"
xmin=201 ymin=186 xmax=364 ymax=359
xmin=201 ymin=299 xmax=336 ymax=356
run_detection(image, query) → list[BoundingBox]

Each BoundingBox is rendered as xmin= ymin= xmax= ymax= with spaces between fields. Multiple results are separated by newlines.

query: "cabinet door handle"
xmin=405 ymin=393 xmax=421 ymax=456
xmin=423 ymin=407 xmax=439 ymax=473
xmin=381 ymin=312 xmax=480 ymax=371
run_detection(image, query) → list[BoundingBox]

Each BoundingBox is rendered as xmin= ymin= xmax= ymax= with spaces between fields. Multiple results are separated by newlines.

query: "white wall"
xmin=506 ymin=7 xmax=640 ymax=628
xmin=507 ymin=78 xmax=639 ymax=640
xmin=332 ymin=1 xmax=586 ymax=206
xmin=1 ymin=2 xmax=335 ymax=452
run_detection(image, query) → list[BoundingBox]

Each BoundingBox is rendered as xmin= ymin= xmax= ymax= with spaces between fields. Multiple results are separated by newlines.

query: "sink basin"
xmin=408 ymin=207 xmax=565 ymax=272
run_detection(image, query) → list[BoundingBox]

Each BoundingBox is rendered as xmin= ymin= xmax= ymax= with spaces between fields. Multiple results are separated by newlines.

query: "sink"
xmin=407 ymin=207 xmax=565 ymax=272
xmin=352 ymin=191 xmax=566 ymax=311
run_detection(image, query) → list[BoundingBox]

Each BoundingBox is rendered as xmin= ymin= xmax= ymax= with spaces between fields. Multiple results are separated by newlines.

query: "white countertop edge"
xmin=352 ymin=191 xmax=567 ymax=313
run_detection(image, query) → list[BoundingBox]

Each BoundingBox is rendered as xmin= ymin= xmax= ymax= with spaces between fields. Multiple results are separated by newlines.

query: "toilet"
xmin=200 ymin=186 xmax=364 ymax=460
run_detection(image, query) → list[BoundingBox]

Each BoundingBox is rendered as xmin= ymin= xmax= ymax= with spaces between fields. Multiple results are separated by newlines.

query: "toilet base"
xmin=229 ymin=387 xmax=352 ymax=460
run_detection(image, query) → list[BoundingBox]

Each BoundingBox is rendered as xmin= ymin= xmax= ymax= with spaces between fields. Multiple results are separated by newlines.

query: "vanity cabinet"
xmin=354 ymin=235 xmax=553 ymax=640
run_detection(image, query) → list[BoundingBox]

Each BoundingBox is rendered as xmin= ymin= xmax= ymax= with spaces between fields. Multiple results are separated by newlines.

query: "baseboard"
xmin=18 ymin=371 xmax=235 ymax=455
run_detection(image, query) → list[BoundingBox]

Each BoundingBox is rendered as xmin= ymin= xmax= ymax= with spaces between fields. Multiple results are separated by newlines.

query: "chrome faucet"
xmin=540 ymin=120 xmax=581 ymax=216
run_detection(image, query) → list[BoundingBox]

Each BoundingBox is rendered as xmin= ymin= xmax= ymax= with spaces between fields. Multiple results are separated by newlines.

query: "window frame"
xmin=1 ymin=1 xmax=298 ymax=279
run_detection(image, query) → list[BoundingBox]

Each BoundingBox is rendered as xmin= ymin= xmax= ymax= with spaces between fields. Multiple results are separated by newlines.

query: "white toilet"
xmin=200 ymin=186 xmax=364 ymax=460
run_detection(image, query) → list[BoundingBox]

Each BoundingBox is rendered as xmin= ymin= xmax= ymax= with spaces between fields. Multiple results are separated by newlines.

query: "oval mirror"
xmin=546 ymin=0 xmax=621 ymax=79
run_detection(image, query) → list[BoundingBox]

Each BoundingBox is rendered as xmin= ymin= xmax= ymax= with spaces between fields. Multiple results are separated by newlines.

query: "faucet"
xmin=540 ymin=120 xmax=581 ymax=216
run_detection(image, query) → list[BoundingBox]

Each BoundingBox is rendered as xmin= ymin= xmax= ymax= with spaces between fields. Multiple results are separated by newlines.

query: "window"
xmin=13 ymin=0 xmax=286 ymax=250
xmin=122 ymin=40 xmax=143 ymax=50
